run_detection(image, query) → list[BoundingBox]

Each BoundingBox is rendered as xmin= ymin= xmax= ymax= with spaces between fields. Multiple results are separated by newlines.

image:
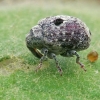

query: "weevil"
xmin=26 ymin=15 xmax=91 ymax=75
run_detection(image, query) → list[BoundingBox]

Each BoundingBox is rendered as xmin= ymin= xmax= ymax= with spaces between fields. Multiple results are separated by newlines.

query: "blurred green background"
xmin=0 ymin=0 xmax=100 ymax=5
xmin=0 ymin=0 xmax=100 ymax=100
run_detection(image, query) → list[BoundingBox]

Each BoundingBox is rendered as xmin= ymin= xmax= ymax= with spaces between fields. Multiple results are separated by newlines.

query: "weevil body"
xmin=26 ymin=15 xmax=91 ymax=75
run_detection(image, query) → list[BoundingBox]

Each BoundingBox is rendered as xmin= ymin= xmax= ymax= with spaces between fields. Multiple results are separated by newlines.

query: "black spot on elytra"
xmin=54 ymin=18 xmax=63 ymax=26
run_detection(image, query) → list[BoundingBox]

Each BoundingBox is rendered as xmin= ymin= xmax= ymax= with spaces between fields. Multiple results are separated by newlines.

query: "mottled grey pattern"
xmin=26 ymin=15 xmax=91 ymax=57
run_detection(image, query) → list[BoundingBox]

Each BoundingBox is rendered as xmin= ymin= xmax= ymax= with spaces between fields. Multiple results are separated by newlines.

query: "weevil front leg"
xmin=51 ymin=53 xmax=63 ymax=76
xmin=71 ymin=50 xmax=86 ymax=71
xmin=35 ymin=49 xmax=48 ymax=71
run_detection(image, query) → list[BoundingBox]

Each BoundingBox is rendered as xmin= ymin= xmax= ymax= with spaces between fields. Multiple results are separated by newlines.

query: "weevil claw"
xmin=77 ymin=62 xmax=87 ymax=71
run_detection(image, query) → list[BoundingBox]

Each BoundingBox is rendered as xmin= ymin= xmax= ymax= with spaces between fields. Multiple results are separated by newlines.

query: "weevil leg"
xmin=71 ymin=50 xmax=86 ymax=71
xmin=35 ymin=49 xmax=48 ymax=71
xmin=52 ymin=53 xmax=62 ymax=76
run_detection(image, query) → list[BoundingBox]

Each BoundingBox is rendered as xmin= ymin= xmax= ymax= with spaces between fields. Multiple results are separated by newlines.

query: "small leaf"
xmin=87 ymin=51 xmax=98 ymax=62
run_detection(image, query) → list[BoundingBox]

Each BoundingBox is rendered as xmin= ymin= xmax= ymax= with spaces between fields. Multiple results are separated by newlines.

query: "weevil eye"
xmin=54 ymin=18 xmax=63 ymax=26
